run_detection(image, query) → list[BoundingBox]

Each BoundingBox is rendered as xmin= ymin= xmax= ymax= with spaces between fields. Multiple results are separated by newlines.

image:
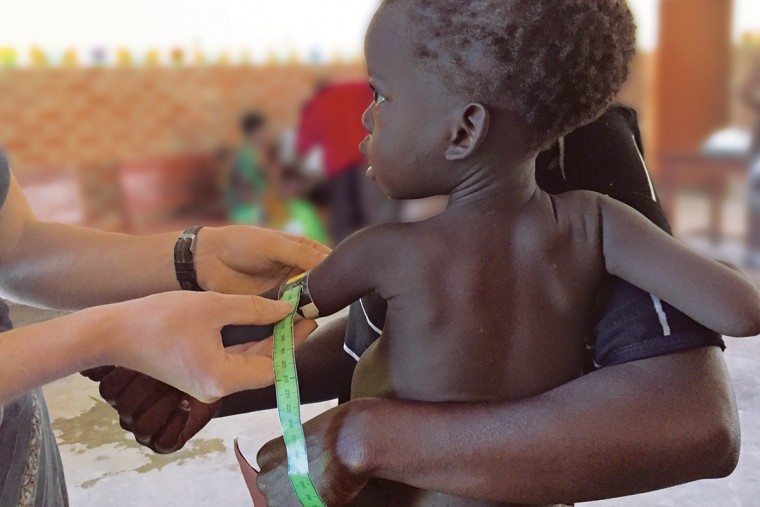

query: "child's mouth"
xmin=366 ymin=166 xmax=376 ymax=180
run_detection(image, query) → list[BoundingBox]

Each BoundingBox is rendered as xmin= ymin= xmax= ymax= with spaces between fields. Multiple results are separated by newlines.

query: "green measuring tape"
xmin=273 ymin=285 xmax=328 ymax=507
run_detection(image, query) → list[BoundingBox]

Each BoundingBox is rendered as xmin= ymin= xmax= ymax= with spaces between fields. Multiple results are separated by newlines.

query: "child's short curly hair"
xmin=382 ymin=0 xmax=636 ymax=151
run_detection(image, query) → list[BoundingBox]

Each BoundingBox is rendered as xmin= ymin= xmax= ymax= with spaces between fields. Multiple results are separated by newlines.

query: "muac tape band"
xmin=273 ymin=285 xmax=327 ymax=507
xmin=278 ymin=272 xmax=320 ymax=320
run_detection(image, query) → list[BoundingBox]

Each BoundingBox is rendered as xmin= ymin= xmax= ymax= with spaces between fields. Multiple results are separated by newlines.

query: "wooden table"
xmin=657 ymin=151 xmax=751 ymax=243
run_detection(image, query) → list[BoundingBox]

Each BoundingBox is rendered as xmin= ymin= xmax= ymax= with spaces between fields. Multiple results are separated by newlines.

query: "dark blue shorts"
xmin=591 ymin=277 xmax=724 ymax=369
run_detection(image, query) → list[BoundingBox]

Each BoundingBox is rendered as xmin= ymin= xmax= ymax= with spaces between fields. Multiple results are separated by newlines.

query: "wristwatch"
xmin=174 ymin=225 xmax=204 ymax=291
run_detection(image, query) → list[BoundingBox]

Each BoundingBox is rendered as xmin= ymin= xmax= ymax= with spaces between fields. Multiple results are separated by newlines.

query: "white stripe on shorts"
xmin=360 ymin=298 xmax=383 ymax=335
xmin=343 ymin=342 xmax=361 ymax=362
xmin=650 ymin=294 xmax=672 ymax=337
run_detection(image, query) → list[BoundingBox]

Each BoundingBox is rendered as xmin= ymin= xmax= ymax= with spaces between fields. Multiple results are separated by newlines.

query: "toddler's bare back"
xmin=351 ymin=189 xmax=607 ymax=506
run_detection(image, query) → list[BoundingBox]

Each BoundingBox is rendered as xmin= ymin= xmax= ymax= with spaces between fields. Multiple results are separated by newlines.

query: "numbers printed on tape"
xmin=273 ymin=286 xmax=327 ymax=507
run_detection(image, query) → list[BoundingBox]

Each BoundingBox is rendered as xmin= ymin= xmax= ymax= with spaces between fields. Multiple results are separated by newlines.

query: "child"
xmin=283 ymin=1 xmax=760 ymax=505
xmin=226 ymin=111 xmax=270 ymax=224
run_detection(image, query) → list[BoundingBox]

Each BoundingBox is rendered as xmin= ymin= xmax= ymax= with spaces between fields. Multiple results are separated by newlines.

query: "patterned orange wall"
xmin=0 ymin=63 xmax=366 ymax=176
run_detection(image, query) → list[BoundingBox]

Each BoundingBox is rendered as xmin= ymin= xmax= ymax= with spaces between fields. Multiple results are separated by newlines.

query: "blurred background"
xmin=3 ymin=0 xmax=760 ymax=505
xmin=0 ymin=0 xmax=759 ymax=250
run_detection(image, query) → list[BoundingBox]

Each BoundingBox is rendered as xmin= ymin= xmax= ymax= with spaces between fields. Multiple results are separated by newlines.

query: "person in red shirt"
xmin=297 ymin=81 xmax=374 ymax=243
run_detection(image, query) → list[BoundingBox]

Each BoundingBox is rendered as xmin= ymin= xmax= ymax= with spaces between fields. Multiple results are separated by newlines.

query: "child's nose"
xmin=362 ymin=105 xmax=373 ymax=133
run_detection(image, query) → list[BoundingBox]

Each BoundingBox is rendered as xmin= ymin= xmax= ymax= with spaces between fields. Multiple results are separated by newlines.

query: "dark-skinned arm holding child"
xmin=96 ymin=106 xmax=741 ymax=505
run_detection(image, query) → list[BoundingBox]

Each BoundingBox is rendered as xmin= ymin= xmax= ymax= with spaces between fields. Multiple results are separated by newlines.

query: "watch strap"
xmin=174 ymin=225 xmax=204 ymax=291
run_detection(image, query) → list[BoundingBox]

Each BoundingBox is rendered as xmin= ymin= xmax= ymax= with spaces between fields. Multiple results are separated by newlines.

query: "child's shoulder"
xmin=333 ymin=222 xmax=422 ymax=262
xmin=549 ymin=189 xmax=606 ymax=219
xmin=546 ymin=190 xmax=608 ymax=242
xmin=346 ymin=221 xmax=418 ymax=244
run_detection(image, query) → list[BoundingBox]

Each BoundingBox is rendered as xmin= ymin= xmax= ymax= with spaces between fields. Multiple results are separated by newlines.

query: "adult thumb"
xmin=210 ymin=294 xmax=293 ymax=327
xmin=218 ymin=319 xmax=319 ymax=393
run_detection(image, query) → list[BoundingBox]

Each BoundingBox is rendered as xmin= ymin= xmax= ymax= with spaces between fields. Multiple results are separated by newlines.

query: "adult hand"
xmin=96 ymin=368 xmax=221 ymax=453
xmin=103 ymin=291 xmax=317 ymax=403
xmin=194 ymin=226 xmax=330 ymax=295
xmin=94 ymin=316 xmax=316 ymax=453
xmin=256 ymin=401 xmax=372 ymax=506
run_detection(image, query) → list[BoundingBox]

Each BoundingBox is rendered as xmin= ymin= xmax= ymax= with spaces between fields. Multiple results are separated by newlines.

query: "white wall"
xmin=1 ymin=0 xmax=758 ymax=61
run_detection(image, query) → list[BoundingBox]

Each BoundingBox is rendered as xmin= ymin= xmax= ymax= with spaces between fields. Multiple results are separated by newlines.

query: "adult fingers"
xmin=114 ymin=374 xmax=171 ymax=426
xmin=99 ymin=368 xmax=140 ymax=406
xmin=237 ymin=319 xmax=317 ymax=358
xmin=133 ymin=389 xmax=186 ymax=450
xmin=153 ymin=402 xmax=192 ymax=454
xmin=269 ymin=230 xmax=332 ymax=255
xmin=286 ymin=233 xmax=332 ymax=256
xmin=81 ymin=366 xmax=116 ymax=382
xmin=216 ymin=355 xmax=277 ymax=394
xmin=256 ymin=436 xmax=287 ymax=474
xmin=263 ymin=234 xmax=330 ymax=272
xmin=208 ymin=294 xmax=293 ymax=327
xmin=218 ymin=319 xmax=318 ymax=395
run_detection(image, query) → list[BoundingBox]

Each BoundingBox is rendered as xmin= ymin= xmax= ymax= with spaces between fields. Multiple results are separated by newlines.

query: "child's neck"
xmin=447 ymin=156 xmax=538 ymax=213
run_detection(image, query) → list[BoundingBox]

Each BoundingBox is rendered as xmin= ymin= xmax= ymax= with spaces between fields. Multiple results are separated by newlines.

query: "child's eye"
xmin=373 ymin=90 xmax=387 ymax=105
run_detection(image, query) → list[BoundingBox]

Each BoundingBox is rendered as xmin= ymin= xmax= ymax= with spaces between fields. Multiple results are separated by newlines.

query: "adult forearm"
xmin=0 ymin=307 xmax=112 ymax=403
xmin=0 ymin=221 xmax=177 ymax=309
xmin=351 ymin=348 xmax=738 ymax=504
xmin=218 ymin=315 xmax=348 ymax=416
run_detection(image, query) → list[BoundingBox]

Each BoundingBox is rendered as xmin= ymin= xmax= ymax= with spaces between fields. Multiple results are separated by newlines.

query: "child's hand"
xmin=101 ymin=291 xmax=317 ymax=403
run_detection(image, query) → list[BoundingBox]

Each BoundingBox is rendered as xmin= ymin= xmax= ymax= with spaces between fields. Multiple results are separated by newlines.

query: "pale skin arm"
xmin=600 ymin=194 xmax=760 ymax=337
xmin=89 ymin=222 xmax=392 ymax=452
xmin=0 ymin=165 xmax=329 ymax=404
xmin=0 ymin=289 xmax=318 ymax=405
xmin=0 ymin=170 xmax=329 ymax=310
xmin=92 ymin=314 xmax=348 ymax=455
xmin=0 ymin=172 xmax=177 ymax=309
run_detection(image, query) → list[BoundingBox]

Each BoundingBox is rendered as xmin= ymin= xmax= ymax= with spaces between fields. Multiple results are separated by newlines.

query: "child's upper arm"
xmin=307 ymin=224 xmax=398 ymax=317
xmin=600 ymin=195 xmax=760 ymax=337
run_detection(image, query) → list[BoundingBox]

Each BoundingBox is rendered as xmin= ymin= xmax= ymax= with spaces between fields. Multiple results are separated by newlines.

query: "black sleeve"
xmin=559 ymin=105 xmax=724 ymax=368
xmin=339 ymin=294 xmax=386 ymax=403
xmin=563 ymin=104 xmax=672 ymax=233
xmin=0 ymin=152 xmax=10 ymax=210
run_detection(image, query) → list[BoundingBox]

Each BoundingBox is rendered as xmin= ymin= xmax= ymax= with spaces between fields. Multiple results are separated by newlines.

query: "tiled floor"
xmin=9 ymin=186 xmax=760 ymax=506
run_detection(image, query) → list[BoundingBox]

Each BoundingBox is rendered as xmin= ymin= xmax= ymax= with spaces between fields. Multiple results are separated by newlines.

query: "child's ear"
xmin=445 ymin=103 xmax=489 ymax=161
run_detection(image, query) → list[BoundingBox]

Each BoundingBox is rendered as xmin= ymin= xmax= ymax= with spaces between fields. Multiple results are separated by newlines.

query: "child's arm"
xmin=303 ymin=225 xmax=396 ymax=317
xmin=600 ymin=195 xmax=760 ymax=337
